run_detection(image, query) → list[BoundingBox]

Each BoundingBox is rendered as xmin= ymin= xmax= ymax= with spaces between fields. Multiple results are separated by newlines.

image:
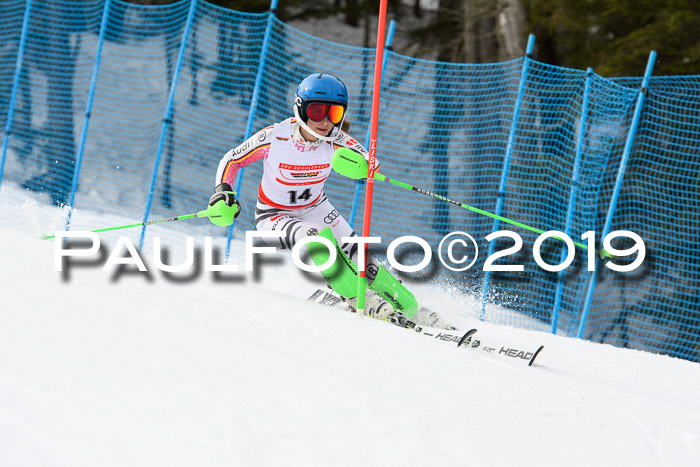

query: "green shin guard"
xmin=368 ymin=265 xmax=418 ymax=319
xmin=307 ymin=227 xmax=419 ymax=318
xmin=307 ymin=227 xmax=358 ymax=298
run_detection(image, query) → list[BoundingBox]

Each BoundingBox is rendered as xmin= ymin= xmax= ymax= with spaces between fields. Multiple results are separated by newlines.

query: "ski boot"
xmin=413 ymin=307 xmax=457 ymax=331
xmin=340 ymin=290 xmax=416 ymax=328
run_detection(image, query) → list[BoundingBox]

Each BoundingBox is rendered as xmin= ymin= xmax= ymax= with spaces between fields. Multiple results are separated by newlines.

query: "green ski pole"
xmin=332 ymin=147 xmax=613 ymax=259
xmin=40 ymin=209 xmax=210 ymax=240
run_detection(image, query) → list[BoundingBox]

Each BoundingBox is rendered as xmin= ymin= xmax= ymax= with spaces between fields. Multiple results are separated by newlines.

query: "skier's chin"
xmin=308 ymin=123 xmax=332 ymax=136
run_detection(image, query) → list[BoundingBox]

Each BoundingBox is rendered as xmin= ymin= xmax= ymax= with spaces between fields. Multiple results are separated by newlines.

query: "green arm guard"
xmin=206 ymin=198 xmax=240 ymax=226
xmin=207 ymin=183 xmax=241 ymax=227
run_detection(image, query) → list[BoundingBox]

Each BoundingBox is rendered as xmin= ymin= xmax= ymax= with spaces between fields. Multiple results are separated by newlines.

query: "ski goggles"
xmin=306 ymin=103 xmax=346 ymax=124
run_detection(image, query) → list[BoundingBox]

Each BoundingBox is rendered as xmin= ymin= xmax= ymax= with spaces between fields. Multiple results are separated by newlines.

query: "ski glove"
xmin=207 ymin=183 xmax=241 ymax=226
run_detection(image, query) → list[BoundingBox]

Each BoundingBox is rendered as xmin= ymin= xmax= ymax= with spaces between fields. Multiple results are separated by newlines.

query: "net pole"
xmin=355 ymin=0 xmax=388 ymax=314
xmin=0 ymin=0 xmax=33 ymax=193
xmin=551 ymin=67 xmax=593 ymax=335
xmin=64 ymin=0 xmax=113 ymax=232
xmin=139 ymin=0 xmax=199 ymax=250
xmin=225 ymin=0 xmax=279 ymax=261
xmin=577 ymin=50 xmax=657 ymax=339
xmin=479 ymin=34 xmax=535 ymax=321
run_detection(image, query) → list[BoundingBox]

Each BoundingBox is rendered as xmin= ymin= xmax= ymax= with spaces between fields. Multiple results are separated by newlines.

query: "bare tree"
xmin=462 ymin=0 xmax=499 ymax=63
xmin=497 ymin=0 xmax=527 ymax=60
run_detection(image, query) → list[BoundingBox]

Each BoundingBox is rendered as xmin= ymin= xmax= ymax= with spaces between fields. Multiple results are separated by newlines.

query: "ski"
xmin=308 ymin=288 xmax=545 ymax=366
xmin=457 ymin=330 xmax=545 ymax=366
xmin=307 ymin=288 xmax=469 ymax=339
xmin=307 ymin=288 xmax=345 ymax=307
xmin=411 ymin=325 xmax=476 ymax=346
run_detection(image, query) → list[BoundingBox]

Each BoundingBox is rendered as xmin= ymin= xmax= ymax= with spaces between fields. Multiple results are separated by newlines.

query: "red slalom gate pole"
xmin=356 ymin=0 xmax=388 ymax=314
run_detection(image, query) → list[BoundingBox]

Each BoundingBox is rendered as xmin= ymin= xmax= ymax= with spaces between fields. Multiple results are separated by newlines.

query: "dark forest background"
xmin=131 ymin=0 xmax=700 ymax=77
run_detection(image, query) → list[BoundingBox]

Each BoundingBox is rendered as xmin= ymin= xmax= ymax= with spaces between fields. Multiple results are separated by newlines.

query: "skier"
xmin=206 ymin=72 xmax=452 ymax=329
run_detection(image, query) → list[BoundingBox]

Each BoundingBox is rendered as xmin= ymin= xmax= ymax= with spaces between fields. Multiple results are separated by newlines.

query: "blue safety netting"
xmin=1 ymin=0 xmax=698 ymax=362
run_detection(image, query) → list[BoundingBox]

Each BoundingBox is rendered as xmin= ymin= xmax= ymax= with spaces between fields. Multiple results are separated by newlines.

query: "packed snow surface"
xmin=1 ymin=200 xmax=699 ymax=467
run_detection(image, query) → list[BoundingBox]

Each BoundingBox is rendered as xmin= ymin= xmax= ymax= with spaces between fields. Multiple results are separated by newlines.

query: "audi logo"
xmin=324 ymin=209 xmax=340 ymax=224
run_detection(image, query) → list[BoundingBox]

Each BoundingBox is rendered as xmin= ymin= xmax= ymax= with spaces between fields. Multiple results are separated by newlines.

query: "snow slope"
xmin=1 ymin=198 xmax=700 ymax=467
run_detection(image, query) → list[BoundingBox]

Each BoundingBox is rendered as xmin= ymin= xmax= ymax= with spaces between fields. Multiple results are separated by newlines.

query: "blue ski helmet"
xmin=294 ymin=73 xmax=348 ymax=127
